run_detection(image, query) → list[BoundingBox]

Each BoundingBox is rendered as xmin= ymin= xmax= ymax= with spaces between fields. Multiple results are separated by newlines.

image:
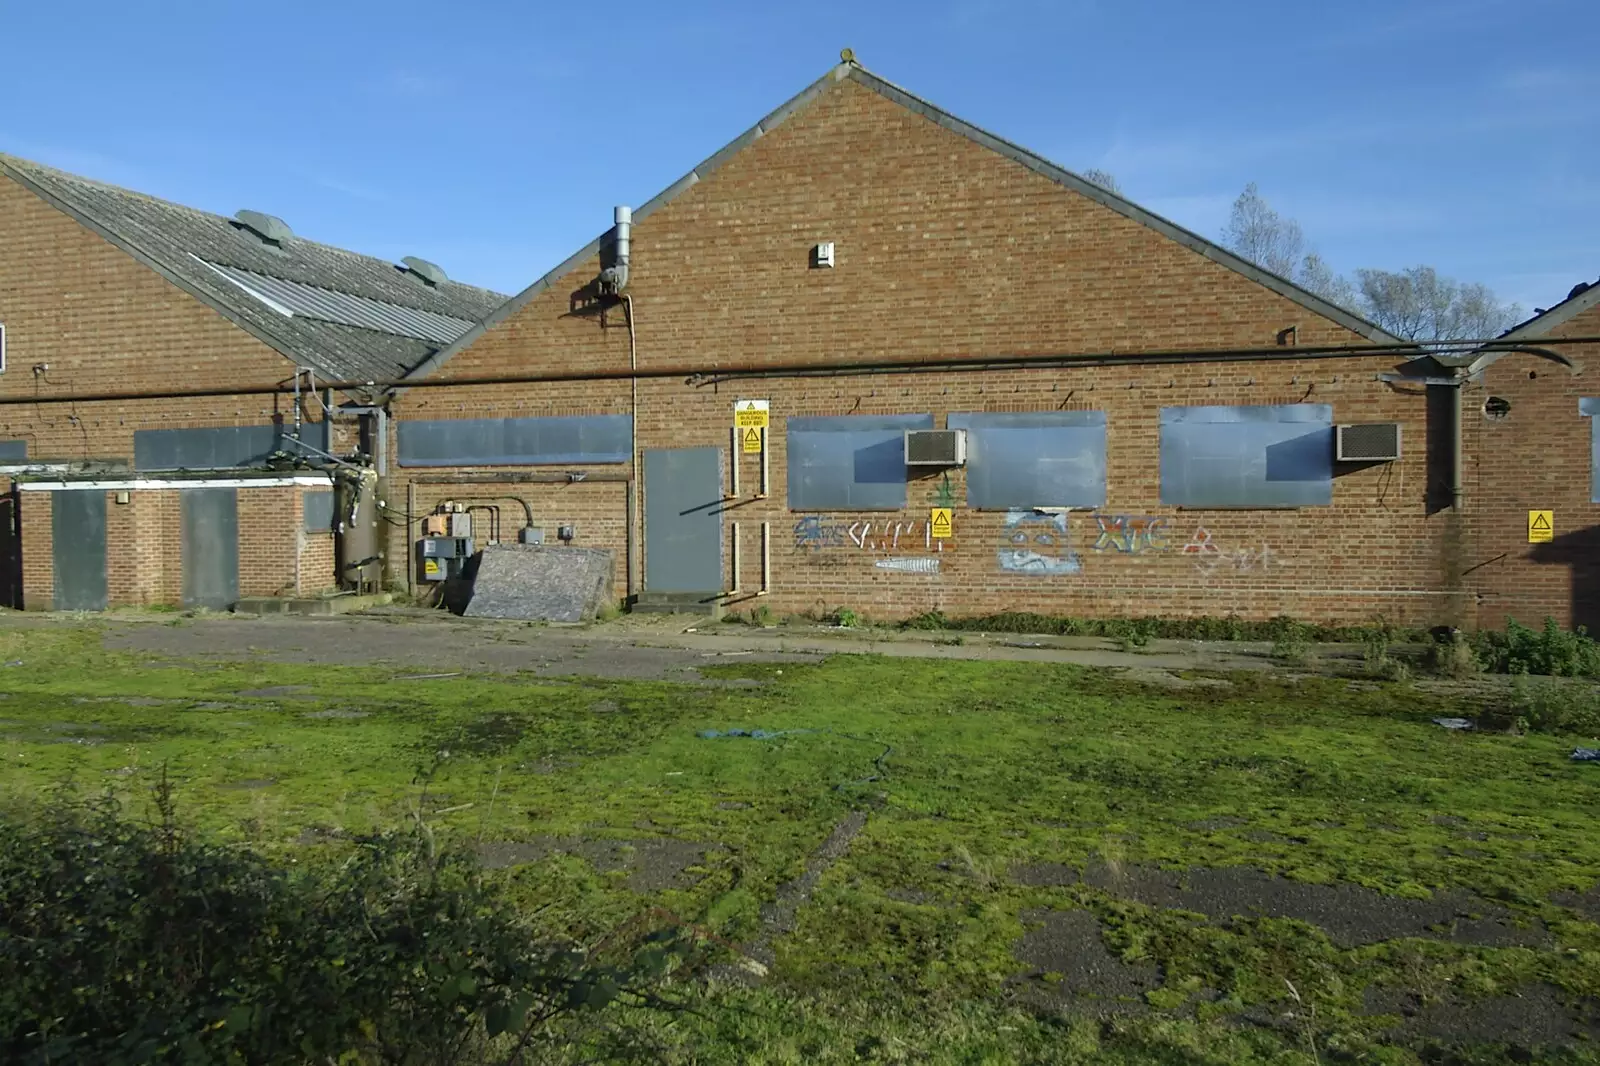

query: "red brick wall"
xmin=0 ymin=173 xmax=349 ymax=608
xmin=391 ymin=76 xmax=1464 ymax=625
xmin=20 ymin=490 xmax=53 ymax=607
xmin=1473 ymin=302 xmax=1600 ymax=629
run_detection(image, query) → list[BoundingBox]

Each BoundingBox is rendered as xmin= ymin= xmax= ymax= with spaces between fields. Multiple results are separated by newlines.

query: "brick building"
xmin=0 ymin=154 xmax=504 ymax=609
xmin=1470 ymin=282 xmax=1600 ymax=630
xmin=386 ymin=59 xmax=1548 ymax=628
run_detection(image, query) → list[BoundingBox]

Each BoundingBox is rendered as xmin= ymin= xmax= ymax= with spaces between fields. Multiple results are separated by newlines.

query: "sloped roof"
xmin=1463 ymin=276 xmax=1599 ymax=375
xmin=0 ymin=153 xmax=508 ymax=384
xmin=403 ymin=60 xmax=1399 ymax=384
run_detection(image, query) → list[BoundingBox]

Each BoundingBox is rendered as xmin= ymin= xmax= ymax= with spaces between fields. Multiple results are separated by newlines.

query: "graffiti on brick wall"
xmin=1091 ymin=514 xmax=1172 ymax=554
xmin=998 ymin=509 xmax=1081 ymax=575
xmin=874 ymin=557 xmax=940 ymax=574
xmin=1180 ymin=525 xmax=1278 ymax=577
xmin=794 ymin=516 xmax=951 ymax=578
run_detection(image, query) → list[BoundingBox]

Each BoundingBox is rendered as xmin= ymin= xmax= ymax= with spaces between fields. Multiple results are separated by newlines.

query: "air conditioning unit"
xmin=905 ymin=429 xmax=966 ymax=466
xmin=1336 ymin=423 xmax=1401 ymax=462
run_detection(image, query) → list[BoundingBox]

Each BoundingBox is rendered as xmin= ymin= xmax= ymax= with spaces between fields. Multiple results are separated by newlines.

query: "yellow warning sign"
xmin=735 ymin=400 xmax=769 ymax=430
xmin=423 ymin=558 xmax=441 ymax=577
xmin=1528 ymin=510 xmax=1553 ymax=544
xmin=930 ymin=508 xmax=953 ymax=539
xmin=740 ymin=426 xmax=764 ymax=454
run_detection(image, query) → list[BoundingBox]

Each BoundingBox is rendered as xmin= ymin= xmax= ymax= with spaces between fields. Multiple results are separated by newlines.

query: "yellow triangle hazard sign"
xmin=930 ymin=507 xmax=953 ymax=539
xmin=1529 ymin=510 xmax=1553 ymax=543
xmin=741 ymin=426 xmax=763 ymax=454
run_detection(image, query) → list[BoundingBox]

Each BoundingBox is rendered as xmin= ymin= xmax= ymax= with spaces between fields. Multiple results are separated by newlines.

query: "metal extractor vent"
xmin=1336 ymin=423 xmax=1401 ymax=462
xmin=905 ymin=429 xmax=966 ymax=466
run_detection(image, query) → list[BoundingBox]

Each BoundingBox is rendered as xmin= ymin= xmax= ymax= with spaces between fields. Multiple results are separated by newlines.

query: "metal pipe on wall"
xmin=1450 ymin=375 xmax=1465 ymax=513
xmin=6 ymin=339 xmax=1587 ymax=408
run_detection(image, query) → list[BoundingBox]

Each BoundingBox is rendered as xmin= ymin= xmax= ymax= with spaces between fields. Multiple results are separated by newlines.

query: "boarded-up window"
xmin=1581 ymin=398 xmax=1600 ymax=503
xmin=134 ymin=423 xmax=326 ymax=471
xmin=303 ymin=490 xmax=335 ymax=533
xmin=0 ymin=440 xmax=26 ymax=463
xmin=947 ymin=411 xmax=1106 ymax=508
xmin=396 ymin=415 xmax=631 ymax=467
xmin=786 ymin=414 xmax=932 ymax=511
xmin=1159 ymin=404 xmax=1333 ymax=508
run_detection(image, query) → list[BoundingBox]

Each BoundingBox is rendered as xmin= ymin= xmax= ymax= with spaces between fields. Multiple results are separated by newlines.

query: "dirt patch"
xmin=237 ymin=685 xmax=317 ymax=700
xmin=1012 ymin=908 xmax=1159 ymax=1016
xmin=105 ymin=615 xmax=816 ymax=683
xmin=1028 ymin=860 xmax=1550 ymax=949
xmin=1365 ymin=982 xmax=1600 ymax=1047
xmin=1117 ymin=667 xmax=1233 ymax=691
xmin=1186 ymin=816 xmax=1250 ymax=831
xmin=1011 ymin=861 xmax=1080 ymax=887
xmin=474 ymin=836 xmax=719 ymax=892
xmin=1553 ymin=883 xmax=1600 ymax=922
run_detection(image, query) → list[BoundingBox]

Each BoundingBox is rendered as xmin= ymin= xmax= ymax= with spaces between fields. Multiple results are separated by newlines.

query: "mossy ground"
xmin=2 ymin=621 xmax=1598 ymax=1064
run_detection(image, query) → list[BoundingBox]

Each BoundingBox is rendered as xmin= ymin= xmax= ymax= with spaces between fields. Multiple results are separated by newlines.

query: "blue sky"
xmin=2 ymin=0 xmax=1594 ymax=312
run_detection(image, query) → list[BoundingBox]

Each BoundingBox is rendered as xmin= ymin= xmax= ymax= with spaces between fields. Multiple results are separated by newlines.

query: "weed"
xmin=1424 ymin=630 xmax=1481 ymax=679
xmin=1472 ymin=616 xmax=1600 ymax=677
xmin=750 ymin=604 xmax=777 ymax=627
xmin=830 ymin=607 xmax=862 ymax=629
xmin=1270 ymin=619 xmax=1312 ymax=665
xmin=1505 ymin=672 xmax=1600 ymax=736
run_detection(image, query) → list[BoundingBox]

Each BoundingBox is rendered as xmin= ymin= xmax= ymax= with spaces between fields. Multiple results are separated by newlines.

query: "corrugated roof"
xmin=0 ymin=154 xmax=508 ymax=384
xmin=402 ymin=60 xmax=1400 ymax=385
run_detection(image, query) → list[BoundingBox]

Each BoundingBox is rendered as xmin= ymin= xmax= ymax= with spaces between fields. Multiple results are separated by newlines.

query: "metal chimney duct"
xmin=598 ymin=205 xmax=632 ymax=295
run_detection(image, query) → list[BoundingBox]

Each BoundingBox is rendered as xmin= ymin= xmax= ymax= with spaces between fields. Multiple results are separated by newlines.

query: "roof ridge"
xmin=0 ymin=151 xmax=507 ymax=303
xmin=399 ymin=59 xmax=1400 ymax=386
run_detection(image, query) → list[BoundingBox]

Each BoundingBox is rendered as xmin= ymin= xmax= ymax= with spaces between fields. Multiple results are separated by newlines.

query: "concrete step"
xmin=631 ymin=591 xmax=723 ymax=618
xmin=234 ymin=592 xmax=394 ymax=617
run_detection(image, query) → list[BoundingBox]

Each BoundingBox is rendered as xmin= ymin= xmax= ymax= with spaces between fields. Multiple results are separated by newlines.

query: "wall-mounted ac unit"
xmin=905 ymin=429 xmax=966 ymax=466
xmin=1336 ymin=423 xmax=1401 ymax=462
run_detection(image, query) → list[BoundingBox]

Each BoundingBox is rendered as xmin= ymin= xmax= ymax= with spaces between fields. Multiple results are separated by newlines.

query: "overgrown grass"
xmin=895 ymin=610 xmax=1417 ymax=644
xmin=2 ymin=622 xmax=1599 ymax=1063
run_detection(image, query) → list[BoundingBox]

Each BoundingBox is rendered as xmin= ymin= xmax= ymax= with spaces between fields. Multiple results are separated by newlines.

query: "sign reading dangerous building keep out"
xmin=734 ymin=400 xmax=769 ymax=430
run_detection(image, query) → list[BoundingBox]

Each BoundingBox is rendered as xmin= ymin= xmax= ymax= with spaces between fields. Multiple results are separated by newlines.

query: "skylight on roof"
xmin=192 ymin=257 xmax=476 ymax=345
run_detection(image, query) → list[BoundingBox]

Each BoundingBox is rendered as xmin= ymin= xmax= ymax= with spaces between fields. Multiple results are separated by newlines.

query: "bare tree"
xmin=1353 ymin=266 xmax=1523 ymax=342
xmin=1222 ymin=183 xmax=1305 ymax=280
xmin=1081 ymin=168 xmax=1123 ymax=195
xmin=1295 ymin=252 xmax=1356 ymax=308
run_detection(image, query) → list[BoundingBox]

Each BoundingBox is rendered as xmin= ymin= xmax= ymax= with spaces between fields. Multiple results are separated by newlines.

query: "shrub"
xmin=1270 ymin=619 xmax=1312 ymax=665
xmin=1424 ymin=629 xmax=1481 ymax=679
xmin=1505 ymin=673 xmax=1600 ymax=736
xmin=831 ymin=607 xmax=862 ymax=628
xmin=0 ymin=778 xmax=700 ymax=1065
xmin=1472 ymin=618 xmax=1600 ymax=677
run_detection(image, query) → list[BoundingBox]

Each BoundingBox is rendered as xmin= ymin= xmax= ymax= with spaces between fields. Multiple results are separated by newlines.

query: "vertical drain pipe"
xmin=1450 ymin=373 xmax=1465 ymax=513
xmin=613 ymin=205 xmax=639 ymax=600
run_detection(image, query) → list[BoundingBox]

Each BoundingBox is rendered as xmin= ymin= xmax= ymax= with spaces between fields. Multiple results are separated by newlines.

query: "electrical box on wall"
xmin=812 ymin=242 xmax=835 ymax=268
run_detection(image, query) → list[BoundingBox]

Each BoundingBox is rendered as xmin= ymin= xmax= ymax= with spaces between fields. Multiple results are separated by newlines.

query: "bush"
xmin=1270 ymin=619 xmax=1312 ymax=665
xmin=0 ymin=778 xmax=700 ymax=1065
xmin=1472 ymin=617 xmax=1600 ymax=677
xmin=1506 ymin=672 xmax=1600 ymax=736
xmin=1424 ymin=629 xmax=1481 ymax=679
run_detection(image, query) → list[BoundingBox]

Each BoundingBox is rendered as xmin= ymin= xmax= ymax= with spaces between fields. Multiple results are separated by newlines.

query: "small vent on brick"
xmin=1336 ymin=423 xmax=1401 ymax=462
xmin=1484 ymin=396 xmax=1511 ymax=421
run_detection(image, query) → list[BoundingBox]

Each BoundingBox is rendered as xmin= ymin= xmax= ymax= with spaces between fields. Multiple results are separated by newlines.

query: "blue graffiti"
xmin=998 ymin=509 xmax=1081 ymax=575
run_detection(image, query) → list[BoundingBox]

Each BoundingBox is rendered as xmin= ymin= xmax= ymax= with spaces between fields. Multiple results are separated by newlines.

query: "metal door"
xmin=0 ymin=487 xmax=20 ymax=609
xmin=644 ymin=447 xmax=724 ymax=593
xmin=53 ymin=490 xmax=108 ymax=611
xmin=181 ymin=488 xmax=239 ymax=609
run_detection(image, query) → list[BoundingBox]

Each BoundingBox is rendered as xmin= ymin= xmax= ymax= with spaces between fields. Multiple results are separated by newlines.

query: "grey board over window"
xmin=1159 ymin=404 xmax=1333 ymax=508
xmin=396 ymin=415 xmax=632 ymax=467
xmin=947 ymin=411 xmax=1106 ymax=509
xmin=787 ymin=414 xmax=933 ymax=511
xmin=0 ymin=440 xmax=27 ymax=463
xmin=303 ymin=490 xmax=335 ymax=533
xmin=134 ymin=422 xmax=328 ymax=472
